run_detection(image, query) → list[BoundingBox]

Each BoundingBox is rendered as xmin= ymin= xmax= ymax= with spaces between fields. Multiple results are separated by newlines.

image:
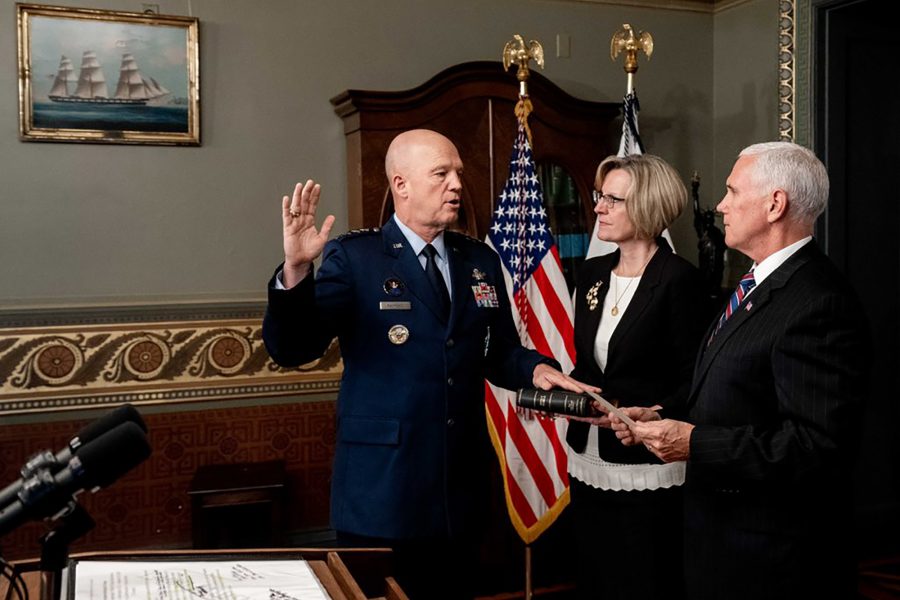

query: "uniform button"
xmin=447 ymin=418 xmax=455 ymax=427
xmin=446 ymin=338 xmax=454 ymax=348
xmin=447 ymin=377 xmax=454 ymax=386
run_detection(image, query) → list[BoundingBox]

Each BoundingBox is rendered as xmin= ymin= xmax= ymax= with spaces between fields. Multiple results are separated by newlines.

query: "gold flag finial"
xmin=610 ymin=24 xmax=653 ymax=93
xmin=502 ymin=34 xmax=544 ymax=98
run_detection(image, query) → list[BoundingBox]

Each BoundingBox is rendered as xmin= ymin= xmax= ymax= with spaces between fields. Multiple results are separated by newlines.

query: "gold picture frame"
xmin=16 ymin=3 xmax=200 ymax=145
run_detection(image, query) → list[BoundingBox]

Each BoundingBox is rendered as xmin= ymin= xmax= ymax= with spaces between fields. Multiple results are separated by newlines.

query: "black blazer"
xmin=684 ymin=241 xmax=870 ymax=599
xmin=566 ymin=239 xmax=708 ymax=464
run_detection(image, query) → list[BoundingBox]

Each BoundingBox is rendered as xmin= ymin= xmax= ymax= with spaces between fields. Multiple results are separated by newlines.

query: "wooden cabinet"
xmin=330 ymin=61 xmax=620 ymax=247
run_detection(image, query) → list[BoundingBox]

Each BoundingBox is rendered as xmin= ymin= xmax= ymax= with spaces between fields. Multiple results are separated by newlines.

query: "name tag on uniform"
xmin=471 ymin=283 xmax=499 ymax=308
xmin=380 ymin=301 xmax=412 ymax=310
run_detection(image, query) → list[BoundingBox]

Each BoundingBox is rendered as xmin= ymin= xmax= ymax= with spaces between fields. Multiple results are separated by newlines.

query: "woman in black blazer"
xmin=567 ymin=154 xmax=707 ymax=600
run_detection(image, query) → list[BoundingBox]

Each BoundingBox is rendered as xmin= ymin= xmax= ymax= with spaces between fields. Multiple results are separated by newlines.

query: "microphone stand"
xmin=38 ymin=503 xmax=94 ymax=600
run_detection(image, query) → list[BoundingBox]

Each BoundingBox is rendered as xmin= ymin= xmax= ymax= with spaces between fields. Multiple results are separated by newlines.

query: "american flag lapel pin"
xmin=745 ymin=301 xmax=753 ymax=311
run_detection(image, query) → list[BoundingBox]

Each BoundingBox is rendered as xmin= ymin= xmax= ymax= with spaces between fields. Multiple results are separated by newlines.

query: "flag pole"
xmin=610 ymin=23 xmax=654 ymax=95
xmin=502 ymin=34 xmax=544 ymax=145
xmin=501 ymin=34 xmax=545 ymax=600
xmin=587 ymin=26 xmax=661 ymax=299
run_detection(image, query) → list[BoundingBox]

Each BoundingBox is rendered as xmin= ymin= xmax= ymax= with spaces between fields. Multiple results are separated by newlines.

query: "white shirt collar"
xmin=750 ymin=236 xmax=813 ymax=286
xmin=392 ymin=214 xmax=447 ymax=259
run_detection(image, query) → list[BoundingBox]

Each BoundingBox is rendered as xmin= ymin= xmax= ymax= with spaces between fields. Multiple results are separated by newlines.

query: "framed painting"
xmin=16 ymin=3 xmax=200 ymax=145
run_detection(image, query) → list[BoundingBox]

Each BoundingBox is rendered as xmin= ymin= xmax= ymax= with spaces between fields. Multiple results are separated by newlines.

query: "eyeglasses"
xmin=592 ymin=191 xmax=626 ymax=208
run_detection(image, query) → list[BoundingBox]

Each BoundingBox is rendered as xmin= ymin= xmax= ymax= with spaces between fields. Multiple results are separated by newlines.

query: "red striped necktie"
xmin=709 ymin=270 xmax=756 ymax=343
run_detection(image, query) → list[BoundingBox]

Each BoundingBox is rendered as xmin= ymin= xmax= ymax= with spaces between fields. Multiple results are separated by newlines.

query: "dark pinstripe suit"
xmin=684 ymin=241 xmax=869 ymax=599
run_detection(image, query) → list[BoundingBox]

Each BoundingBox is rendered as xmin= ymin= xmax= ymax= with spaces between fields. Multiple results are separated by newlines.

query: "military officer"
xmin=263 ymin=129 xmax=587 ymax=599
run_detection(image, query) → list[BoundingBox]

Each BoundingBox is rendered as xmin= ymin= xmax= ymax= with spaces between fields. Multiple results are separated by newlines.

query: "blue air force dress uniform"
xmin=263 ymin=216 xmax=553 ymax=540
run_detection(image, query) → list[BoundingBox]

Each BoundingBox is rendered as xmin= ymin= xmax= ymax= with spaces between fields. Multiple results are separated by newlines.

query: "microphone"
xmin=0 ymin=421 xmax=151 ymax=537
xmin=60 ymin=404 xmax=147 ymax=460
xmin=0 ymin=404 xmax=146 ymax=509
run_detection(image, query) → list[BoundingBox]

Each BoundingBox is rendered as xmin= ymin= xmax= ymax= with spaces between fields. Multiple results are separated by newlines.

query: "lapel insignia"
xmin=745 ymin=301 xmax=753 ymax=311
xmin=472 ymin=268 xmax=486 ymax=281
xmin=392 ymin=242 xmax=404 ymax=249
xmin=383 ymin=278 xmax=405 ymax=296
xmin=586 ymin=281 xmax=603 ymax=311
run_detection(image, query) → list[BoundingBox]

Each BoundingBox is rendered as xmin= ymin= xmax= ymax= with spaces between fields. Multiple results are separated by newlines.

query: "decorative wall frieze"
xmin=0 ymin=309 xmax=341 ymax=415
xmin=779 ymin=0 xmax=796 ymax=141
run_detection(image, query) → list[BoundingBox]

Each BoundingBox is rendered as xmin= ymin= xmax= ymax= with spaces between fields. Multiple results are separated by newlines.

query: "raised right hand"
xmin=282 ymin=180 xmax=335 ymax=287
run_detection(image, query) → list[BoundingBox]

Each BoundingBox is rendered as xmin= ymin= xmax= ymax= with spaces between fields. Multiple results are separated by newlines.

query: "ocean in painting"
xmin=32 ymin=101 xmax=188 ymax=133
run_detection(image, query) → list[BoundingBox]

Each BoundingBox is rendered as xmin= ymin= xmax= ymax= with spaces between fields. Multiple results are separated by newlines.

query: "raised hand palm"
xmin=282 ymin=180 xmax=334 ymax=267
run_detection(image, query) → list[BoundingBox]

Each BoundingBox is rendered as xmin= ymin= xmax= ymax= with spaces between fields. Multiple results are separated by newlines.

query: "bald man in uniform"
xmin=263 ymin=129 xmax=586 ymax=599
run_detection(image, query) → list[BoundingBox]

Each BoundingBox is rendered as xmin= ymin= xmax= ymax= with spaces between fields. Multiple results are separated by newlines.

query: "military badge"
xmin=586 ymin=281 xmax=603 ymax=311
xmin=383 ymin=278 xmax=405 ymax=297
xmin=471 ymin=268 xmax=486 ymax=281
xmin=388 ymin=324 xmax=410 ymax=345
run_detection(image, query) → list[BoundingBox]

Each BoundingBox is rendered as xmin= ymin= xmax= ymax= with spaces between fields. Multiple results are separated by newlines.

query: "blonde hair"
xmin=595 ymin=154 xmax=688 ymax=239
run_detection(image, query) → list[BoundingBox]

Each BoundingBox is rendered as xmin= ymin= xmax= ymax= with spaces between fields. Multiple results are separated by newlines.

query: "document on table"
xmin=68 ymin=560 xmax=330 ymax=600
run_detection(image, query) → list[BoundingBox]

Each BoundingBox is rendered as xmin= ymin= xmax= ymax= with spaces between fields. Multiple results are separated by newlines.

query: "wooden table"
xmin=1 ymin=548 xmax=408 ymax=600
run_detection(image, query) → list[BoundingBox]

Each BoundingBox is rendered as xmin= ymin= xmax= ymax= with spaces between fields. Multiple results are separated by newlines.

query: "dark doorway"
xmin=815 ymin=0 xmax=900 ymax=558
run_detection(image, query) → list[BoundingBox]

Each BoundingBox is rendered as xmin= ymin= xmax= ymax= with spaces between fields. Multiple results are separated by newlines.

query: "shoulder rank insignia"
xmin=336 ymin=227 xmax=381 ymax=242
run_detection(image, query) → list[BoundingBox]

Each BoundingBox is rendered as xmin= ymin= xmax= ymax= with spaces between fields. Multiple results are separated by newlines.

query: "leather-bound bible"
xmin=516 ymin=388 xmax=595 ymax=417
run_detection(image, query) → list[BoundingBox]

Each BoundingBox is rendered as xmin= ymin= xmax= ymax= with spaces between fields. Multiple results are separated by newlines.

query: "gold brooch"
xmin=586 ymin=281 xmax=603 ymax=311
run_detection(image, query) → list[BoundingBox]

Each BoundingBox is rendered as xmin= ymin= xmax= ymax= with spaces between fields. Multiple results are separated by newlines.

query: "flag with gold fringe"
xmin=484 ymin=99 xmax=576 ymax=543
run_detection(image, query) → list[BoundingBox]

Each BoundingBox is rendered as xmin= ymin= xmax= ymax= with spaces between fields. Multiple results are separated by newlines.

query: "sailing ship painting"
xmin=34 ymin=49 xmax=187 ymax=133
xmin=48 ymin=51 xmax=171 ymax=106
xmin=19 ymin=5 xmax=199 ymax=144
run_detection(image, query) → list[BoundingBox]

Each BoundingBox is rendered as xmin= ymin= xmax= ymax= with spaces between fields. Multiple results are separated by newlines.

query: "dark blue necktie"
xmin=422 ymin=244 xmax=450 ymax=318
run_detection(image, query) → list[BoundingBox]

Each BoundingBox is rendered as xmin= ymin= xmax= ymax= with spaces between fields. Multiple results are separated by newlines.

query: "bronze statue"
xmin=692 ymin=172 xmax=725 ymax=299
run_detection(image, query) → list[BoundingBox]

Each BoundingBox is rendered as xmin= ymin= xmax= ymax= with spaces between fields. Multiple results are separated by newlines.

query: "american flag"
xmin=485 ymin=122 xmax=576 ymax=543
xmin=586 ymin=89 xmax=674 ymax=258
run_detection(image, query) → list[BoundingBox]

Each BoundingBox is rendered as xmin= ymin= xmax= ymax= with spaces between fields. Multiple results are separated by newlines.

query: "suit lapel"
xmin=688 ymin=241 xmax=818 ymax=401
xmin=606 ymin=244 xmax=670 ymax=363
xmin=381 ymin=220 xmax=448 ymax=323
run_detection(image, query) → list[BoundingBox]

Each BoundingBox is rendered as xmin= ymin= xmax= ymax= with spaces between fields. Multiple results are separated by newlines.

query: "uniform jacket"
xmin=566 ymin=239 xmax=708 ymax=464
xmin=684 ymin=241 xmax=869 ymax=599
xmin=263 ymin=218 xmax=551 ymax=540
